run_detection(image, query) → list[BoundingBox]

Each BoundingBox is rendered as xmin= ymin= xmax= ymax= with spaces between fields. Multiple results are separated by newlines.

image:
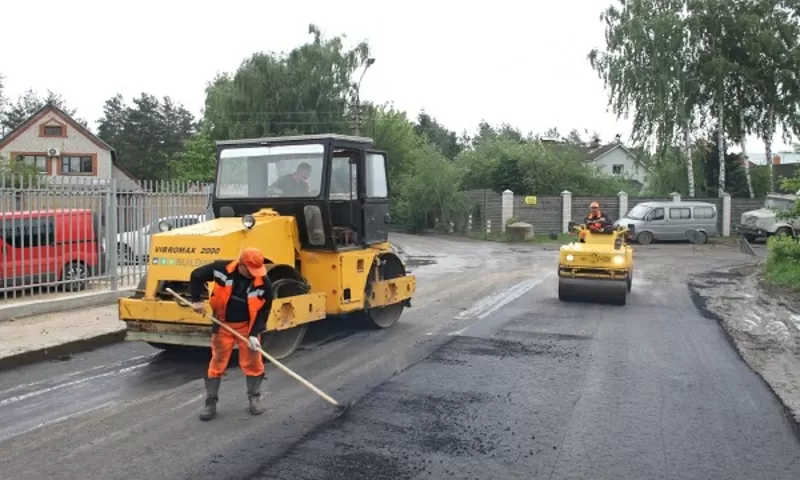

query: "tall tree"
xmin=97 ymin=93 xmax=196 ymax=180
xmin=1 ymin=89 xmax=86 ymax=131
xmin=414 ymin=111 xmax=462 ymax=159
xmin=203 ymin=24 xmax=370 ymax=140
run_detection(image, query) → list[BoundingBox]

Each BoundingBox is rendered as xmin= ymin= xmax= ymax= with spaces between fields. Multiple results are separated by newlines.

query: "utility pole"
xmin=354 ymin=57 xmax=375 ymax=136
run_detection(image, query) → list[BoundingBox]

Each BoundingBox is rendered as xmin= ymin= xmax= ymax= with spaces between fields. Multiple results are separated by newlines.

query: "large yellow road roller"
xmin=557 ymin=220 xmax=634 ymax=305
xmin=119 ymin=134 xmax=416 ymax=359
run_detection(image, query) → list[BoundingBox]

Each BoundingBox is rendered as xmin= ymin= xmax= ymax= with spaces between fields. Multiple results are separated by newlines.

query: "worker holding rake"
xmin=188 ymin=247 xmax=274 ymax=421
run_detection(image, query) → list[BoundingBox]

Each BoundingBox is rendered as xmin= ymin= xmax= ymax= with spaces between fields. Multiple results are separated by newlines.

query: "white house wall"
xmin=593 ymin=148 xmax=646 ymax=184
xmin=0 ymin=114 xmax=113 ymax=178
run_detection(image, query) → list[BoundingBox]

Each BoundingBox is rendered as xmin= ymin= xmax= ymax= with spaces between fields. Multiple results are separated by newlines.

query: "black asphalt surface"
xmin=1 ymin=238 xmax=798 ymax=480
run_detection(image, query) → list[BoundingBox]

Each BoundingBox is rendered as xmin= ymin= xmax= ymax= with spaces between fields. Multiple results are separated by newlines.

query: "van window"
xmin=2 ymin=217 xmax=56 ymax=248
xmin=669 ymin=208 xmax=691 ymax=220
xmin=693 ymin=206 xmax=715 ymax=219
xmin=650 ymin=208 xmax=665 ymax=221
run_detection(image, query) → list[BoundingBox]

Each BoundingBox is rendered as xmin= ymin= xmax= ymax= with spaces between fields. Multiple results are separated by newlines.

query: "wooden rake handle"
xmin=165 ymin=288 xmax=341 ymax=407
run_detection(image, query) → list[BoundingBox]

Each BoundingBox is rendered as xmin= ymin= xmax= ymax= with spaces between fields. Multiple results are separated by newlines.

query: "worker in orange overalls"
xmin=188 ymin=247 xmax=273 ymax=421
xmin=579 ymin=201 xmax=612 ymax=241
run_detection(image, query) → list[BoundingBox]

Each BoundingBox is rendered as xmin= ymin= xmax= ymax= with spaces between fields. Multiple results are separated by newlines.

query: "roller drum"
xmin=558 ymin=276 xmax=627 ymax=305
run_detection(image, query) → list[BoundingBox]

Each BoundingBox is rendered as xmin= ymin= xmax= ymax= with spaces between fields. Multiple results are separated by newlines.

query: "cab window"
xmin=649 ymin=208 xmax=665 ymax=221
xmin=365 ymin=153 xmax=388 ymax=198
xmin=330 ymin=154 xmax=357 ymax=200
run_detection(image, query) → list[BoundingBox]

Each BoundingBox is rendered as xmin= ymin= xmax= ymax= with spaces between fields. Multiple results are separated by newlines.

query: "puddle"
xmin=406 ymin=257 xmax=437 ymax=267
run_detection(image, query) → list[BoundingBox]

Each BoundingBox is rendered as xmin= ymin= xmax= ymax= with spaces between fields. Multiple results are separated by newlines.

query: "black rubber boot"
xmin=199 ymin=377 xmax=221 ymax=421
xmin=246 ymin=375 xmax=265 ymax=415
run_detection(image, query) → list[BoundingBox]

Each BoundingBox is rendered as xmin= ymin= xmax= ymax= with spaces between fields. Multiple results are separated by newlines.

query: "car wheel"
xmin=62 ymin=261 xmax=89 ymax=292
xmin=775 ymin=227 xmax=793 ymax=238
xmin=636 ymin=231 xmax=654 ymax=245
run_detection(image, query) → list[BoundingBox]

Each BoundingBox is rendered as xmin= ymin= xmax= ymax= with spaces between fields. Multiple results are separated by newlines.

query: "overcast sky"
xmin=2 ymin=0 xmax=794 ymax=160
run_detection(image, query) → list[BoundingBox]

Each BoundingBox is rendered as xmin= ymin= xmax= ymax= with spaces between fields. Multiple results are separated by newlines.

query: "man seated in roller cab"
xmin=579 ymin=201 xmax=614 ymax=242
xmin=270 ymin=162 xmax=317 ymax=197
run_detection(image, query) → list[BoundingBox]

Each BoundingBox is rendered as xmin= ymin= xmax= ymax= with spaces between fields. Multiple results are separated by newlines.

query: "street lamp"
xmin=354 ymin=57 xmax=375 ymax=135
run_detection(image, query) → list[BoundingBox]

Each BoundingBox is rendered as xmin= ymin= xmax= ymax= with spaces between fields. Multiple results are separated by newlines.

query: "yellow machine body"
xmin=120 ymin=207 xmax=416 ymax=358
xmin=557 ymin=222 xmax=634 ymax=305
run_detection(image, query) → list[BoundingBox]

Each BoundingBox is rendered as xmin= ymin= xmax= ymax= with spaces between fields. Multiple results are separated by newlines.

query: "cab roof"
xmin=216 ymin=133 xmax=374 ymax=147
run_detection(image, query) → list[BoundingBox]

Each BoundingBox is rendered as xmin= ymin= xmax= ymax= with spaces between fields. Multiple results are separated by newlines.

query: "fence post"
xmin=671 ymin=191 xmax=681 ymax=202
xmin=561 ymin=190 xmax=572 ymax=233
xmin=501 ymin=189 xmax=514 ymax=232
xmin=108 ymin=179 xmax=119 ymax=292
xmin=618 ymin=191 xmax=628 ymax=219
xmin=722 ymin=193 xmax=731 ymax=236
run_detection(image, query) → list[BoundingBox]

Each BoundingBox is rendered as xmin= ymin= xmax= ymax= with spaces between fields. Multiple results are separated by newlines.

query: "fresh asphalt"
xmin=0 ymin=236 xmax=798 ymax=480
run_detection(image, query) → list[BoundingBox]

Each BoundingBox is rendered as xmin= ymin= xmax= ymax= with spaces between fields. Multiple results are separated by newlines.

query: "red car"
xmin=1 ymin=209 xmax=105 ymax=293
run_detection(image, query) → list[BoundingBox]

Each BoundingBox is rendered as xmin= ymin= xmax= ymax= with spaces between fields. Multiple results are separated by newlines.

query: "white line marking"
xmin=448 ymin=327 xmax=468 ymax=336
xmin=0 ymin=400 xmax=117 ymax=443
xmin=0 ymin=363 xmax=150 ymax=407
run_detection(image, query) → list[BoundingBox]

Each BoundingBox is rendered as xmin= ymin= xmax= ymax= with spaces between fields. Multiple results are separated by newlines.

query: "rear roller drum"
xmin=361 ymin=252 xmax=407 ymax=329
xmin=258 ymin=275 xmax=311 ymax=360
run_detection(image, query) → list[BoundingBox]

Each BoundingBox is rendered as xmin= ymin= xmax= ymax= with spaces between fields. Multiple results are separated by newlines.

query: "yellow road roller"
xmin=119 ymin=134 xmax=416 ymax=359
xmin=557 ymin=220 xmax=634 ymax=305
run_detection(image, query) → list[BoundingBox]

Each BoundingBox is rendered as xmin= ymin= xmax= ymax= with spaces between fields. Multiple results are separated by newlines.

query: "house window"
xmin=16 ymin=154 xmax=48 ymax=173
xmin=61 ymin=156 xmax=93 ymax=174
xmin=43 ymin=125 xmax=63 ymax=136
xmin=612 ymin=164 xmax=624 ymax=174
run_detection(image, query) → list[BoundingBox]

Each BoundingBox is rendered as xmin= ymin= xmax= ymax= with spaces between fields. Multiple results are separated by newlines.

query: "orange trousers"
xmin=207 ymin=322 xmax=264 ymax=378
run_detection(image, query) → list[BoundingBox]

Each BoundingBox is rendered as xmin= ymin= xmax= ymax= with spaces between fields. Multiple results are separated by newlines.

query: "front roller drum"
xmin=558 ymin=276 xmax=628 ymax=305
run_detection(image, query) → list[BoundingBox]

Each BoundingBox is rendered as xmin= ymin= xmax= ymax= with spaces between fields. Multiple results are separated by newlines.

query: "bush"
xmin=763 ymin=235 xmax=800 ymax=288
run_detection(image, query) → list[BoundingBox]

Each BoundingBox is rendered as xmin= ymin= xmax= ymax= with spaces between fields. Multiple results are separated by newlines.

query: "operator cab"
xmin=212 ymin=133 xmax=391 ymax=252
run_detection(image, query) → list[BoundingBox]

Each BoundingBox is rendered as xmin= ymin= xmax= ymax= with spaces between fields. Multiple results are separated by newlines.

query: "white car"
xmin=116 ymin=214 xmax=206 ymax=264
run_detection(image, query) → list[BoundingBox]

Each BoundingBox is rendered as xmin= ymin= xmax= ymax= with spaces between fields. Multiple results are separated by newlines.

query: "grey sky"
xmin=2 ymin=0 xmax=794 ymax=157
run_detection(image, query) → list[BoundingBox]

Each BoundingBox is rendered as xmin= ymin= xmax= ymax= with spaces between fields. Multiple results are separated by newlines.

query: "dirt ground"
xmin=689 ymin=261 xmax=800 ymax=428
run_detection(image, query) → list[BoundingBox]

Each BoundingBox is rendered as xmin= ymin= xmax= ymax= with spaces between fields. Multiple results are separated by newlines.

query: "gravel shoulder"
xmin=689 ymin=263 xmax=800 ymax=429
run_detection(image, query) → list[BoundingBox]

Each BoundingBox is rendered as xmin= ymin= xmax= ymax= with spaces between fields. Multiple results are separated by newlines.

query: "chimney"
xmin=614 ymin=133 xmax=621 ymax=143
xmin=774 ymin=154 xmax=781 ymax=165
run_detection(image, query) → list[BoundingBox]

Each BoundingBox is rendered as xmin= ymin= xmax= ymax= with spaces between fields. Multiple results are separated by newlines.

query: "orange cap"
xmin=240 ymin=247 xmax=267 ymax=277
xmin=590 ymin=201 xmax=600 ymax=208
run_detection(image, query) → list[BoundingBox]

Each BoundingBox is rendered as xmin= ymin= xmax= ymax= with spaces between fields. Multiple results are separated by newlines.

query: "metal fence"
xmin=1 ymin=175 xmax=213 ymax=302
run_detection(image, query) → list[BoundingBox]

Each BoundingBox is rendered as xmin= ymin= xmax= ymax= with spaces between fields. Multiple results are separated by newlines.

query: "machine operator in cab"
xmin=580 ymin=201 xmax=613 ymax=241
xmin=188 ymin=248 xmax=274 ymax=421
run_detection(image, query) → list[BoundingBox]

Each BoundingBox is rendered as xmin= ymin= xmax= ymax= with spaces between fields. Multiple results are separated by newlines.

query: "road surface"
xmin=1 ymin=234 xmax=798 ymax=480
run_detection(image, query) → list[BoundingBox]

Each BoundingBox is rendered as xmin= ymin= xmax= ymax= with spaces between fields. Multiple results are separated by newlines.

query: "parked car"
xmin=1 ymin=209 xmax=104 ymax=293
xmin=616 ymin=201 xmax=719 ymax=245
xmin=116 ymin=214 xmax=206 ymax=264
xmin=737 ymin=193 xmax=800 ymax=243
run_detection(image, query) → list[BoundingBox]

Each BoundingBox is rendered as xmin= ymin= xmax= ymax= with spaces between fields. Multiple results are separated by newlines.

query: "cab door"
xmin=361 ymin=150 xmax=391 ymax=245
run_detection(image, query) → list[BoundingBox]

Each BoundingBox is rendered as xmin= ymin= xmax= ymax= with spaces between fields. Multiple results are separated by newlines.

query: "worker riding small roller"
xmin=558 ymin=201 xmax=634 ymax=305
xmin=188 ymin=248 xmax=274 ymax=421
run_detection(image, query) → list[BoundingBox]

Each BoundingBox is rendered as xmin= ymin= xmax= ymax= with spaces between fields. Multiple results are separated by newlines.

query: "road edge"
xmin=687 ymin=276 xmax=800 ymax=442
xmin=0 ymin=288 xmax=134 ymax=323
xmin=0 ymin=329 xmax=126 ymax=372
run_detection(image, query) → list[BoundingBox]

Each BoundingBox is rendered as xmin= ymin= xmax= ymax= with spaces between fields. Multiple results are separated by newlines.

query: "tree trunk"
xmin=765 ymin=107 xmax=775 ymax=193
xmin=683 ymin=119 xmax=695 ymax=197
xmin=740 ymin=109 xmax=754 ymax=198
xmin=717 ymin=93 xmax=726 ymax=197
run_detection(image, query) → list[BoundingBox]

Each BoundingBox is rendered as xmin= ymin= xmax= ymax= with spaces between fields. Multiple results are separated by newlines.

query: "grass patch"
xmin=466 ymin=231 xmax=574 ymax=244
xmin=762 ymin=235 xmax=800 ymax=290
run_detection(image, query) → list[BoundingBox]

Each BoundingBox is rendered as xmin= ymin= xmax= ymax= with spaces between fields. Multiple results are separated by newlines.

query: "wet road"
xmin=1 ymin=235 xmax=799 ymax=480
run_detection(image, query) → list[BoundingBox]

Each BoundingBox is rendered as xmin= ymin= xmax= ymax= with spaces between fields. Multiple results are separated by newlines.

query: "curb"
xmin=0 ymin=329 xmax=127 ymax=372
xmin=0 ymin=288 xmax=135 ymax=323
xmin=687 ymin=274 xmax=800 ymax=442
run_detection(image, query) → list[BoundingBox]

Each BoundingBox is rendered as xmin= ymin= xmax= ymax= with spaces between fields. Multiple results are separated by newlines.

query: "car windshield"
xmin=764 ymin=197 xmax=795 ymax=210
xmin=625 ymin=205 xmax=651 ymax=220
xmin=216 ymin=144 xmax=324 ymax=198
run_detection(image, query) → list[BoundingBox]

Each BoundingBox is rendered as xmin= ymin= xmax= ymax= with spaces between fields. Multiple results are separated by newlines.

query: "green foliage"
xmin=457 ymin=135 xmax=629 ymax=196
xmin=2 ymin=89 xmax=86 ymax=131
xmin=0 ymin=155 xmax=49 ymax=188
xmin=97 ymin=93 xmax=196 ymax=180
xmin=170 ymin=125 xmax=216 ymax=182
xmin=764 ymin=235 xmax=800 ymax=288
xmin=203 ymin=24 xmax=370 ymax=140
